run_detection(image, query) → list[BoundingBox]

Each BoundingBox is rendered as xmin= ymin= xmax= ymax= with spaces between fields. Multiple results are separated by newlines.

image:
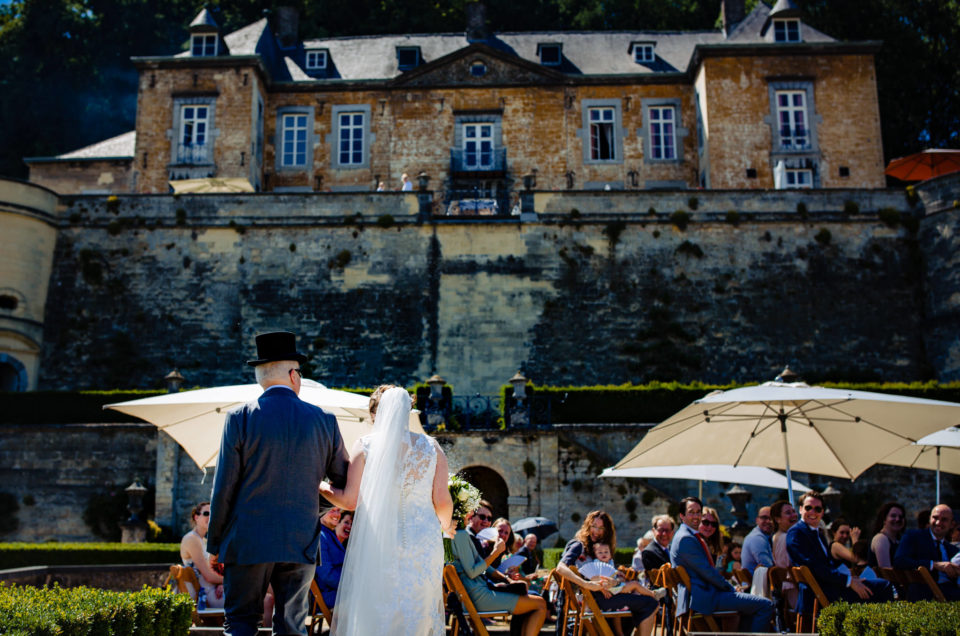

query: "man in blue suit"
xmin=669 ymin=497 xmax=774 ymax=632
xmin=893 ymin=504 xmax=960 ymax=600
xmin=208 ymin=332 xmax=350 ymax=636
xmin=786 ymin=491 xmax=894 ymax=612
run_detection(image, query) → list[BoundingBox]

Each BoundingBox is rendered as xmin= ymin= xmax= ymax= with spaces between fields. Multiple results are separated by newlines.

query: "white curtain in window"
xmin=774 ymin=160 xmax=786 ymax=190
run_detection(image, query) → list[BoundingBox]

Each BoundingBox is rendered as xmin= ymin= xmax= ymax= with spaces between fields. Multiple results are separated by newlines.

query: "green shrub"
xmin=815 ymin=228 xmax=832 ymax=245
xmin=670 ymin=210 xmax=691 ymax=231
xmin=796 ymin=201 xmax=808 ymax=218
xmin=818 ymin=600 xmax=960 ymax=636
xmin=0 ymin=542 xmax=180 ymax=569
xmin=376 ymin=214 xmax=395 ymax=228
xmin=0 ymin=584 xmax=192 ymax=635
xmin=725 ymin=209 xmax=740 ymax=226
xmin=878 ymin=207 xmax=901 ymax=227
xmin=675 ymin=240 xmax=704 ymax=258
xmin=687 ymin=196 xmax=699 ymax=210
xmin=175 ymin=208 xmax=187 ymax=225
xmin=844 ymin=200 xmax=860 ymax=215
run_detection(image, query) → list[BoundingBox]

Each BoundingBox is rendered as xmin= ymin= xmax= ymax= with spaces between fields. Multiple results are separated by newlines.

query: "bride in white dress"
xmin=320 ymin=385 xmax=454 ymax=635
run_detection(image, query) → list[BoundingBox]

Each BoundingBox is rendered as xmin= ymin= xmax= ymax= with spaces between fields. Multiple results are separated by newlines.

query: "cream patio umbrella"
xmin=878 ymin=427 xmax=960 ymax=503
xmin=600 ymin=464 xmax=810 ymax=499
xmin=105 ymin=379 xmax=425 ymax=470
xmin=611 ymin=379 xmax=960 ymax=507
xmin=168 ymin=177 xmax=255 ymax=194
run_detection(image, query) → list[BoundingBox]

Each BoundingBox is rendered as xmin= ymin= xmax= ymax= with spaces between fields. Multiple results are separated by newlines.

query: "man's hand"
xmin=933 ymin=561 xmax=959 ymax=578
xmin=849 ymin=576 xmax=872 ymax=600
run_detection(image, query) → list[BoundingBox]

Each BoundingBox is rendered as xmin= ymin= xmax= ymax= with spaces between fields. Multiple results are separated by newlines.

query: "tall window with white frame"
xmin=191 ymin=34 xmax=217 ymax=56
xmin=179 ymin=105 xmax=209 ymax=163
xmin=649 ymin=106 xmax=676 ymax=160
xmin=463 ymin=123 xmax=493 ymax=169
xmin=338 ymin=112 xmax=364 ymax=166
xmin=589 ymin=107 xmax=616 ymax=161
xmin=281 ymin=113 xmax=308 ymax=168
xmin=785 ymin=168 xmax=812 ymax=188
xmin=306 ymin=50 xmax=327 ymax=71
xmin=776 ymin=90 xmax=809 ymax=150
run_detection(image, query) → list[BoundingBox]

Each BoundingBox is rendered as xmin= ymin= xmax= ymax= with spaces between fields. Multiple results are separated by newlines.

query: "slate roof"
xmin=189 ymin=8 xmax=219 ymax=31
xmin=727 ymin=2 xmax=831 ymax=42
xmin=27 ymin=131 xmax=136 ymax=162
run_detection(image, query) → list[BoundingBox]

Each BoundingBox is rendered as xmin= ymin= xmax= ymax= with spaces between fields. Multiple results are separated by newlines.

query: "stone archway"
xmin=0 ymin=353 xmax=27 ymax=391
xmin=459 ymin=465 xmax=509 ymax=521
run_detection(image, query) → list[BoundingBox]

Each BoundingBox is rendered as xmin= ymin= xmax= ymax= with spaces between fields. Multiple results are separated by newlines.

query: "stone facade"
xmin=27 ymin=159 xmax=134 ymax=196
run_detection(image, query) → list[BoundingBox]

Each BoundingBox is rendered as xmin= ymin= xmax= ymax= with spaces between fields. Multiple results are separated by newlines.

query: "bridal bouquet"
xmin=448 ymin=474 xmax=481 ymax=529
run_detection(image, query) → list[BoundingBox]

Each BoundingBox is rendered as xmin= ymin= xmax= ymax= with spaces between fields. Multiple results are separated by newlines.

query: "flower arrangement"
xmin=448 ymin=474 xmax=481 ymax=530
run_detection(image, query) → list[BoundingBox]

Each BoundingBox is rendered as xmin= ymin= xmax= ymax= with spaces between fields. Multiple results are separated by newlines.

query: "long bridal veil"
xmin=330 ymin=387 xmax=410 ymax=635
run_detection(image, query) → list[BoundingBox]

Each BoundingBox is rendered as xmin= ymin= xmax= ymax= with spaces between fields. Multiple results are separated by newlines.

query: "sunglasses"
xmin=291 ymin=368 xmax=302 ymax=377
xmin=700 ymin=519 xmax=718 ymax=528
xmin=198 ymin=510 xmax=210 ymax=517
xmin=475 ymin=513 xmax=492 ymax=521
xmin=803 ymin=505 xmax=823 ymax=513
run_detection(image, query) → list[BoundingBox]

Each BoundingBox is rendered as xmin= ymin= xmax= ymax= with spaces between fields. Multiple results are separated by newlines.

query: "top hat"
xmin=247 ymin=331 xmax=308 ymax=366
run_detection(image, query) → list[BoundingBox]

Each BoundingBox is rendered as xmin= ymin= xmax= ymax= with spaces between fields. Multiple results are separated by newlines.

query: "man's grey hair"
xmin=255 ymin=360 xmax=293 ymax=386
xmin=651 ymin=514 xmax=675 ymax=530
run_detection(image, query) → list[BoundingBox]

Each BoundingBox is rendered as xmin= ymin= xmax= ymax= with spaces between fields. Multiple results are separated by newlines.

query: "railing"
xmin=450 ymin=147 xmax=507 ymax=173
xmin=443 ymin=188 xmax=513 ymax=216
xmin=421 ymin=394 xmax=552 ymax=431
xmin=174 ymin=144 xmax=212 ymax=165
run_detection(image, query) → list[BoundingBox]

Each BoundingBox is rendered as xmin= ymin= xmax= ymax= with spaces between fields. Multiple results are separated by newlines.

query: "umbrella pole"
xmin=779 ymin=411 xmax=796 ymax=509
xmin=699 ymin=480 xmax=703 ymax=500
xmin=936 ymin=446 xmax=941 ymax=504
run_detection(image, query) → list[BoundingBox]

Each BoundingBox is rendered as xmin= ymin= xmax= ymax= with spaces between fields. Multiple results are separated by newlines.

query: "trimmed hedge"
xmin=0 ymin=390 xmax=165 ymax=424
xmin=542 ymin=547 xmax=635 ymax=570
xmin=0 ymin=583 xmax=193 ymax=635
xmin=526 ymin=381 xmax=960 ymax=423
xmin=818 ymin=600 xmax=960 ymax=636
xmin=0 ymin=543 xmax=181 ymax=569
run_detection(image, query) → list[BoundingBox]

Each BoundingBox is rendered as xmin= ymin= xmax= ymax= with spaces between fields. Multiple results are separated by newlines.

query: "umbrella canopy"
xmin=600 ymin=464 xmax=809 ymax=492
xmin=879 ymin=427 xmax=960 ymax=502
xmin=612 ymin=381 xmax=960 ymax=507
xmin=169 ymin=177 xmax=255 ymax=194
xmin=105 ymin=379 xmax=424 ymax=469
xmin=512 ymin=516 xmax=559 ymax=542
xmin=884 ymin=149 xmax=960 ymax=182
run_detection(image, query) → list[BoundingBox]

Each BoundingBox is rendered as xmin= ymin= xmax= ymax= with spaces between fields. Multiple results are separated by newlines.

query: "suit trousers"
xmin=223 ymin=561 xmax=314 ymax=636
xmin=711 ymin=591 xmax=775 ymax=633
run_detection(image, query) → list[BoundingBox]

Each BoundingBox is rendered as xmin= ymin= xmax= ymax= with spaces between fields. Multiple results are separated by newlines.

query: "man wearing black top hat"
xmin=208 ymin=331 xmax=350 ymax=636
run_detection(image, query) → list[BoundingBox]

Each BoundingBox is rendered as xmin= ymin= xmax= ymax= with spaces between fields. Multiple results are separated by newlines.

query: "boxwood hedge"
xmin=0 ymin=583 xmax=192 ymax=635
xmin=818 ymin=600 xmax=960 ymax=636
xmin=0 ymin=543 xmax=181 ymax=569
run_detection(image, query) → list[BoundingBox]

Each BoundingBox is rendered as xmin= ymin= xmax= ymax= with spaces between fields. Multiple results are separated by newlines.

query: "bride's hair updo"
xmin=368 ymin=384 xmax=398 ymax=421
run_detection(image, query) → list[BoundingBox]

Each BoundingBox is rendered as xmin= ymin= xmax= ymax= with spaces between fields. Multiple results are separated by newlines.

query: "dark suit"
xmin=669 ymin=523 xmax=773 ymax=632
xmin=641 ymin=540 xmax=671 ymax=572
xmin=209 ymin=385 xmax=349 ymax=636
xmin=786 ymin=521 xmax=893 ymax=612
xmin=893 ymin=529 xmax=960 ymax=601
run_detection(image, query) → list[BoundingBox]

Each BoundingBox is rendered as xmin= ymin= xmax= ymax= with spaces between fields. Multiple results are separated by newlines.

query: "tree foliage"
xmin=0 ymin=0 xmax=956 ymax=179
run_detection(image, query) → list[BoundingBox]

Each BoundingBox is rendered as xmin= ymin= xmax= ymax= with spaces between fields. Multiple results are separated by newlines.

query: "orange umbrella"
xmin=885 ymin=149 xmax=960 ymax=182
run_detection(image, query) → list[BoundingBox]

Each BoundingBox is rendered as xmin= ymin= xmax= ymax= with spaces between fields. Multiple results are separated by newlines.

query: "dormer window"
xmin=773 ymin=19 xmax=801 ymax=42
xmin=397 ymin=47 xmax=421 ymax=71
xmin=632 ymin=42 xmax=655 ymax=64
xmin=191 ymin=33 xmax=218 ymax=57
xmin=306 ymin=49 xmax=328 ymax=71
xmin=537 ymin=43 xmax=562 ymax=66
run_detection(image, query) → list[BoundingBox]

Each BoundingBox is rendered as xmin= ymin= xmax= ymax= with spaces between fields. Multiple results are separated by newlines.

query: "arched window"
xmin=459 ymin=466 xmax=509 ymax=520
xmin=0 ymin=354 xmax=27 ymax=392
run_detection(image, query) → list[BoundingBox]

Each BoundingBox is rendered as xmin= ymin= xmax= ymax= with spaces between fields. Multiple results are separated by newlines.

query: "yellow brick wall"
xmin=700 ymin=53 xmax=884 ymax=189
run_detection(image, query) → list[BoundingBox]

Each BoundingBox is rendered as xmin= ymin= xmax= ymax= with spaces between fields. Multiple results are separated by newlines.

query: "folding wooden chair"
xmin=790 ymin=565 xmax=830 ymax=633
xmin=164 ymin=564 xmax=225 ymax=626
xmin=545 ymin=568 xmax=579 ymax=636
xmin=767 ymin=566 xmax=800 ymax=632
xmin=651 ymin=564 xmax=675 ymax=636
xmin=442 ymin=564 xmax=512 ymax=636
xmin=669 ymin=565 xmax=739 ymax=635
xmin=732 ymin=567 xmax=752 ymax=588
xmin=896 ymin=566 xmax=947 ymax=602
xmin=308 ymin=579 xmax=334 ymax=634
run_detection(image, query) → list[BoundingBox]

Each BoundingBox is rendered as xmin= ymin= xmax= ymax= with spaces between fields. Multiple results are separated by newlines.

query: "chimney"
xmin=721 ymin=0 xmax=745 ymax=36
xmin=465 ymin=2 xmax=488 ymax=42
xmin=275 ymin=6 xmax=299 ymax=48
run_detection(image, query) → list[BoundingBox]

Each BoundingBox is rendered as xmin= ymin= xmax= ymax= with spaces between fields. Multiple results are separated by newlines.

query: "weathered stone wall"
xmin=700 ymin=52 xmax=884 ymax=190
xmin=0 ymin=423 xmax=157 ymax=541
xmin=28 ymin=159 xmax=134 ymax=195
xmin=36 ymin=189 xmax=934 ymax=396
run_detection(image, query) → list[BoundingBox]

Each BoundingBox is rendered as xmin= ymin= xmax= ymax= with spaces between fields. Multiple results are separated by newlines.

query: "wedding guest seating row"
xmin=163 ymin=564 xmax=224 ymax=626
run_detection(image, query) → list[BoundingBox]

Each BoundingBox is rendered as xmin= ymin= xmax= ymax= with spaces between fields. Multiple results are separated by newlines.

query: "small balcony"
xmin=174 ymin=144 xmax=212 ymax=166
xmin=450 ymin=147 xmax=507 ymax=177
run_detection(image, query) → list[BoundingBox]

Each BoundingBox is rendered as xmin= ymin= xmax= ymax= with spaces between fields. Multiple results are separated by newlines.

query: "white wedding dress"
xmin=331 ymin=388 xmax=445 ymax=636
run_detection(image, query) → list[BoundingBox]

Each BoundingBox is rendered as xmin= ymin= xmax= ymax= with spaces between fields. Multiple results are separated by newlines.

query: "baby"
xmin=591 ymin=542 xmax=663 ymax=600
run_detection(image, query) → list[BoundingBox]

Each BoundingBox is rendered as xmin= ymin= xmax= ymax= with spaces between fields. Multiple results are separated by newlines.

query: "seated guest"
xmin=670 ymin=497 xmax=773 ymax=632
xmin=741 ymin=506 xmax=774 ymax=574
xmin=589 ymin=541 xmax=663 ymax=636
xmin=770 ymin=500 xmax=798 ymax=610
xmin=893 ymin=504 xmax=960 ymax=601
xmin=515 ymin=533 xmax=541 ymax=577
xmin=557 ymin=511 xmax=658 ymax=636
xmin=787 ymin=491 xmax=894 ymax=612
xmin=180 ymin=501 xmax=225 ymax=608
xmin=699 ymin=507 xmax=724 ymax=567
xmin=315 ymin=510 xmax=352 ymax=609
xmin=319 ymin=505 xmax=340 ymax=531
xmin=466 ymin=500 xmax=495 ymax=556
xmin=723 ymin=542 xmax=742 ymax=576
xmin=492 ymin=517 xmax=520 ymax=571
xmin=641 ymin=514 xmax=674 ymax=572
xmin=449 ymin=510 xmax=547 ymax=636
xmin=868 ymin=501 xmax=905 ymax=568
xmin=828 ymin=518 xmax=864 ymax=567
xmin=917 ymin=508 xmax=931 ymax=531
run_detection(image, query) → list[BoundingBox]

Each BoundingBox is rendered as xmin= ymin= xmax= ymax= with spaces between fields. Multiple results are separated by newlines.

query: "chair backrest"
xmin=646 ymin=566 xmax=663 ymax=588
xmin=898 ymin=567 xmax=947 ymax=602
xmin=791 ymin=565 xmax=830 ymax=610
xmin=733 ymin=567 xmax=752 ymax=587
xmin=876 ymin=566 xmax=902 ymax=586
xmin=442 ymin=564 xmax=493 ymax=636
xmin=309 ymin=579 xmax=334 ymax=628
xmin=167 ymin=564 xmax=200 ymax=601
xmin=671 ymin=565 xmax=724 ymax=633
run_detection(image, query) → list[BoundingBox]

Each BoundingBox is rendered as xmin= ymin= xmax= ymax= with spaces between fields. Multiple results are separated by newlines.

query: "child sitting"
xmin=586 ymin=542 xmax=664 ymax=636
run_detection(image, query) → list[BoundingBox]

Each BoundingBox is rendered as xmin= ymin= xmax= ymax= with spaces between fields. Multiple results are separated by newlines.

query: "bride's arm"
xmin=431 ymin=440 xmax=454 ymax=533
xmin=319 ymin=438 xmax=366 ymax=511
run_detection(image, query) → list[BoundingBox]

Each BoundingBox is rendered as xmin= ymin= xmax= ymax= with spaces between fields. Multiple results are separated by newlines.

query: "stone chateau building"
xmin=27 ymin=0 xmax=884 ymax=201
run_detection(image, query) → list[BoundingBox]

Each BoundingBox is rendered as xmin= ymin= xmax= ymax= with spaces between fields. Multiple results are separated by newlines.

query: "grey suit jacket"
xmin=207 ymin=385 xmax=350 ymax=566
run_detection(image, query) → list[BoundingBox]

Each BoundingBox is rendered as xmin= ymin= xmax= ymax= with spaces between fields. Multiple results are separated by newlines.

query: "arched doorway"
xmin=0 ymin=353 xmax=27 ymax=391
xmin=458 ymin=465 xmax=509 ymax=521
